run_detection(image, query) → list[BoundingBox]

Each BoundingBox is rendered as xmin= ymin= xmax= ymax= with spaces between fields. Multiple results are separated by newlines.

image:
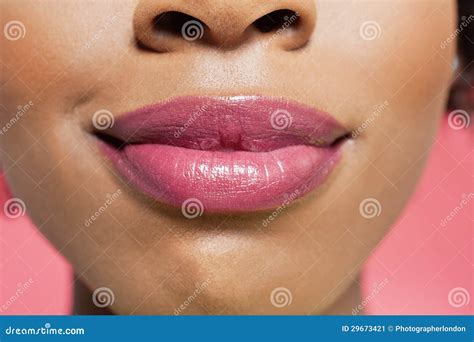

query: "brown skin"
xmin=0 ymin=0 xmax=456 ymax=314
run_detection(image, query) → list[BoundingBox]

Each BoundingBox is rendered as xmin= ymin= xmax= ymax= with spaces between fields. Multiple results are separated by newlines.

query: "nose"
xmin=133 ymin=0 xmax=316 ymax=51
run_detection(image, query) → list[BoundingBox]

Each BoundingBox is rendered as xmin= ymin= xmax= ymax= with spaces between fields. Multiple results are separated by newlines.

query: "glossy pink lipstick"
xmin=98 ymin=96 xmax=348 ymax=213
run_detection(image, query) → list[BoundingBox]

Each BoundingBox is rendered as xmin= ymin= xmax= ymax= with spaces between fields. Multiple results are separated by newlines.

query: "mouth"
xmin=96 ymin=96 xmax=350 ymax=213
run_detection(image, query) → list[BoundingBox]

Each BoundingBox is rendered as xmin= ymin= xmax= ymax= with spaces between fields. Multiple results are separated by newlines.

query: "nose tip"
xmin=133 ymin=0 xmax=316 ymax=52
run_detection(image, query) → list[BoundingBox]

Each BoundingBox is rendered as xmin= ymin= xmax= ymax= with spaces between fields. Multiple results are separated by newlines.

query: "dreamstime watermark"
xmin=92 ymin=287 xmax=115 ymax=308
xmin=359 ymin=197 xmax=382 ymax=219
xmin=181 ymin=20 xmax=204 ymax=41
xmin=80 ymin=13 xmax=120 ymax=52
xmin=261 ymin=12 xmax=300 ymax=49
xmin=0 ymin=101 xmax=34 ymax=136
xmin=270 ymin=109 xmax=293 ymax=130
xmin=174 ymin=279 xmax=211 ymax=315
xmin=3 ymin=20 xmax=26 ymax=41
xmin=173 ymin=103 xmax=210 ymax=138
xmin=3 ymin=197 xmax=26 ymax=219
xmin=448 ymin=287 xmax=470 ymax=308
xmin=352 ymin=100 xmax=390 ymax=138
xmin=359 ymin=21 xmax=381 ymax=41
xmin=84 ymin=189 xmax=122 ymax=227
xmin=440 ymin=192 xmax=473 ymax=227
xmin=270 ymin=287 xmax=292 ymax=308
xmin=262 ymin=189 xmax=300 ymax=227
xmin=4 ymin=323 xmax=85 ymax=336
xmin=92 ymin=109 xmax=115 ymax=130
xmin=440 ymin=15 xmax=474 ymax=49
xmin=181 ymin=198 xmax=204 ymax=219
xmin=447 ymin=109 xmax=470 ymax=130
xmin=0 ymin=278 xmax=34 ymax=313
xmin=352 ymin=278 xmax=389 ymax=315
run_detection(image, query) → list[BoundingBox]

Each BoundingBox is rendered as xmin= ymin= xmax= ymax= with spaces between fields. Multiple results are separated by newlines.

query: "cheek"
xmin=332 ymin=3 xmax=456 ymax=181
xmin=361 ymin=8 xmax=456 ymax=184
xmin=0 ymin=1 xmax=133 ymax=118
xmin=0 ymin=1 xmax=134 ymax=202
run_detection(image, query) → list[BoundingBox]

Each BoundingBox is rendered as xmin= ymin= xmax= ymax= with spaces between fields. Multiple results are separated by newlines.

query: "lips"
xmin=97 ymin=96 xmax=349 ymax=213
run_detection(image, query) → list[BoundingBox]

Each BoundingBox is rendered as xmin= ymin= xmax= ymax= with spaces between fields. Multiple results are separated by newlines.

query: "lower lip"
xmin=101 ymin=142 xmax=342 ymax=213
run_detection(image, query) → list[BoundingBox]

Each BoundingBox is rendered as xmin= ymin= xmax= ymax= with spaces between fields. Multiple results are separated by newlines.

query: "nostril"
xmin=253 ymin=9 xmax=300 ymax=34
xmin=133 ymin=2 xmax=314 ymax=52
xmin=153 ymin=11 xmax=206 ymax=41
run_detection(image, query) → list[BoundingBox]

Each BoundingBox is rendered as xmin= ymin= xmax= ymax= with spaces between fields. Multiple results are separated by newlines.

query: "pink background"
xmin=0 ymin=117 xmax=472 ymax=315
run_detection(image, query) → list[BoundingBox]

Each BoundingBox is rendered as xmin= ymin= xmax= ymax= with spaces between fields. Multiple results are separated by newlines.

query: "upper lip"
xmin=97 ymin=96 xmax=348 ymax=151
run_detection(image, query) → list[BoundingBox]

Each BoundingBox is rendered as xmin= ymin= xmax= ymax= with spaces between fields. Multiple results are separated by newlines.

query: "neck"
xmin=72 ymin=278 xmax=112 ymax=315
xmin=322 ymin=279 xmax=362 ymax=315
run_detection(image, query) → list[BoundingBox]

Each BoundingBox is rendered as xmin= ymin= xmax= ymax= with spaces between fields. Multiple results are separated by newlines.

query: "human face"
xmin=0 ymin=0 xmax=456 ymax=314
